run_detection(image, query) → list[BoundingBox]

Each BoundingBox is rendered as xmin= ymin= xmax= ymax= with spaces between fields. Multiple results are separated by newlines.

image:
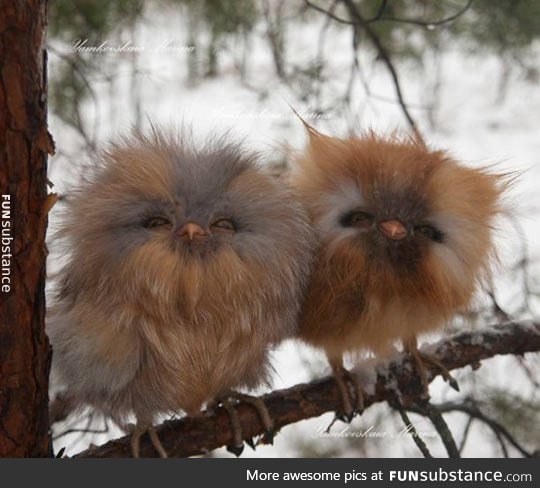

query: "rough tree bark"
xmin=75 ymin=321 xmax=540 ymax=458
xmin=0 ymin=0 xmax=54 ymax=457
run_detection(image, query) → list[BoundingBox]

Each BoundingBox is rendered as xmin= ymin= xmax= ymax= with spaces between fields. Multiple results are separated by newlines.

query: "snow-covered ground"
xmin=48 ymin=7 xmax=540 ymax=457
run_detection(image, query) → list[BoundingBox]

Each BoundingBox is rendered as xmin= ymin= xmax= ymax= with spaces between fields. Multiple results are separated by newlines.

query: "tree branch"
xmin=394 ymin=401 xmax=433 ymax=458
xmin=407 ymin=397 xmax=535 ymax=458
xmin=415 ymin=399 xmax=460 ymax=458
xmin=72 ymin=320 xmax=540 ymax=458
xmin=368 ymin=0 xmax=473 ymax=28
xmin=340 ymin=0 xmax=418 ymax=132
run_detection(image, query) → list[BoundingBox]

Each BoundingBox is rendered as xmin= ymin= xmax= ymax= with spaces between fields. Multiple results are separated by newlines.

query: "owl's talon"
xmin=448 ymin=376 xmax=460 ymax=392
xmin=226 ymin=443 xmax=245 ymax=457
xmin=407 ymin=341 xmax=459 ymax=396
xmin=332 ymin=372 xmax=354 ymax=422
xmin=334 ymin=412 xmax=345 ymax=423
xmin=214 ymin=391 xmax=275 ymax=455
xmin=339 ymin=405 xmax=355 ymax=423
xmin=343 ymin=368 xmax=365 ymax=415
xmin=148 ymin=426 xmax=168 ymax=458
xmin=233 ymin=392 xmax=274 ymax=437
xmin=261 ymin=428 xmax=275 ymax=445
xmin=128 ymin=422 xmax=168 ymax=458
xmin=423 ymin=354 xmax=459 ymax=391
xmin=330 ymin=362 xmax=365 ymax=422
xmin=217 ymin=397 xmax=244 ymax=456
xmin=130 ymin=426 xmax=143 ymax=458
xmin=246 ymin=437 xmax=256 ymax=450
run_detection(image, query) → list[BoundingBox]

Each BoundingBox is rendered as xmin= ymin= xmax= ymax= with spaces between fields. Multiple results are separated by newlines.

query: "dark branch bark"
xmin=75 ymin=321 xmax=540 ymax=458
xmin=0 ymin=0 xmax=53 ymax=457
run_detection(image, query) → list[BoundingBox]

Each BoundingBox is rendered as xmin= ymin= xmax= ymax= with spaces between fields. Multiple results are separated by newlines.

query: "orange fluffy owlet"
xmin=291 ymin=125 xmax=508 ymax=419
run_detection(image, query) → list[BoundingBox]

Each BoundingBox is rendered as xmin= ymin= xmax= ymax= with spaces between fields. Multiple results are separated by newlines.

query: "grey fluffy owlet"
xmin=48 ymin=128 xmax=314 ymax=456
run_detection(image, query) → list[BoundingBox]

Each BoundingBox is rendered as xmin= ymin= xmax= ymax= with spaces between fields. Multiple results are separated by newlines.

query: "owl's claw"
xmin=407 ymin=342 xmax=459 ymax=396
xmin=226 ymin=443 xmax=245 ymax=457
xmin=335 ymin=410 xmax=355 ymax=424
xmin=215 ymin=396 xmax=245 ymax=455
xmin=262 ymin=428 xmax=275 ymax=445
xmin=128 ymin=422 xmax=168 ymax=458
xmin=420 ymin=353 xmax=460 ymax=392
xmin=331 ymin=365 xmax=365 ymax=423
xmin=213 ymin=391 xmax=274 ymax=455
xmin=233 ymin=392 xmax=275 ymax=444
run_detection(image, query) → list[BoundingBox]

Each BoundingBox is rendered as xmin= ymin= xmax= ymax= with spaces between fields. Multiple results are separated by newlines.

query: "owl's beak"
xmin=176 ymin=222 xmax=207 ymax=241
xmin=378 ymin=219 xmax=408 ymax=241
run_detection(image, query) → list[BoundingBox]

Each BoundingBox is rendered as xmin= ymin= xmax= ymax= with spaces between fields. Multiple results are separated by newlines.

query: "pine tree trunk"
xmin=0 ymin=0 xmax=53 ymax=457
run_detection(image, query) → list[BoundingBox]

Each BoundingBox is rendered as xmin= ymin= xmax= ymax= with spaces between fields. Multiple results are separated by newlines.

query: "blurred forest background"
xmin=46 ymin=0 xmax=540 ymax=457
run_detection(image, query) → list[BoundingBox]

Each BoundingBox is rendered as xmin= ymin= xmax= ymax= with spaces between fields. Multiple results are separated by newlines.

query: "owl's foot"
xmin=330 ymin=364 xmax=365 ymax=423
xmin=212 ymin=391 xmax=274 ymax=456
xmin=229 ymin=392 xmax=275 ymax=445
xmin=418 ymin=352 xmax=459 ymax=392
xmin=128 ymin=422 xmax=168 ymax=458
xmin=407 ymin=344 xmax=459 ymax=396
xmin=218 ymin=397 xmax=245 ymax=456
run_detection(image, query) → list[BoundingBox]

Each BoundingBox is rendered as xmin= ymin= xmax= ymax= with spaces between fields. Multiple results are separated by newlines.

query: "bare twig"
xmin=47 ymin=45 xmax=99 ymax=150
xmin=493 ymin=428 xmax=510 ymax=458
xmin=415 ymin=400 xmax=460 ymax=458
xmin=371 ymin=0 xmax=388 ymax=22
xmin=304 ymin=0 xmax=353 ymax=25
xmin=458 ymin=416 xmax=474 ymax=454
xmin=72 ymin=321 xmax=540 ymax=458
xmin=304 ymin=0 xmax=472 ymax=131
xmin=367 ymin=0 xmax=473 ymax=27
xmin=304 ymin=0 xmax=473 ymax=28
xmin=313 ymin=0 xmax=337 ymax=107
xmin=409 ymin=397 xmax=535 ymax=458
xmin=340 ymin=0 xmax=418 ymax=132
xmin=54 ymin=426 xmax=109 ymax=442
xmin=394 ymin=402 xmax=433 ymax=458
xmin=262 ymin=0 xmax=288 ymax=80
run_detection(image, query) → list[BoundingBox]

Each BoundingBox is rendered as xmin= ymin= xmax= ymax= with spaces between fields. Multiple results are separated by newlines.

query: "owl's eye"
xmin=143 ymin=216 xmax=172 ymax=229
xmin=340 ymin=210 xmax=373 ymax=229
xmin=415 ymin=224 xmax=445 ymax=243
xmin=211 ymin=218 xmax=236 ymax=232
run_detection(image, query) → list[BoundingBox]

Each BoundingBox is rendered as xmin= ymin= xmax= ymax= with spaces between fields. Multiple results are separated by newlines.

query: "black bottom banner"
xmin=1 ymin=458 xmax=537 ymax=487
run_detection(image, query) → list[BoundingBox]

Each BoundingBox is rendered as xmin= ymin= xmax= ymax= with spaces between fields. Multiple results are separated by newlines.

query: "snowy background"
xmin=47 ymin=2 xmax=540 ymax=457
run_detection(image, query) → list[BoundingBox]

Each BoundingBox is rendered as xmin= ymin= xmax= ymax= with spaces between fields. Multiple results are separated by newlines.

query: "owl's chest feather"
xmin=132 ymin=310 xmax=270 ymax=414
